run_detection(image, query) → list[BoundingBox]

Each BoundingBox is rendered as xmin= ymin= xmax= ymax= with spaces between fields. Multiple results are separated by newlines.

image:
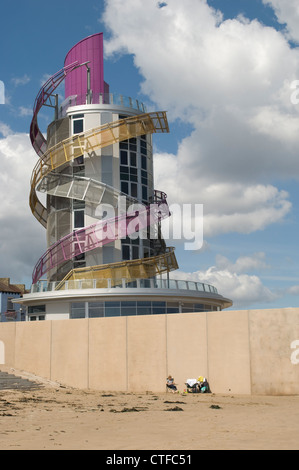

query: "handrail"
xmin=56 ymin=246 xmax=177 ymax=286
xmin=31 ymin=277 xmax=218 ymax=295
xmin=58 ymin=92 xmax=148 ymax=118
xmin=29 ymin=65 xmax=174 ymax=286
xmin=32 ymin=194 xmax=171 ymax=284
xmin=30 ymin=111 xmax=169 ymax=227
xmin=30 ymin=61 xmax=81 ymax=159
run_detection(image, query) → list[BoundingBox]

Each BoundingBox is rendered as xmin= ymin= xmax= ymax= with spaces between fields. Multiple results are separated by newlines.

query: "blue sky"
xmin=1 ymin=0 xmax=299 ymax=310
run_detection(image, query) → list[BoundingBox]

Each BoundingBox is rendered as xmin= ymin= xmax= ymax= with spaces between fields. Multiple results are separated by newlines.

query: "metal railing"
xmin=30 ymin=278 xmax=218 ymax=295
xmin=30 ymin=111 xmax=169 ymax=228
xmin=58 ymin=92 xmax=147 ymax=118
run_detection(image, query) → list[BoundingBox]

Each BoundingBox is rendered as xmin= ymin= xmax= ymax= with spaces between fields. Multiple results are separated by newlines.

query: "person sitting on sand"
xmin=166 ymin=375 xmax=178 ymax=393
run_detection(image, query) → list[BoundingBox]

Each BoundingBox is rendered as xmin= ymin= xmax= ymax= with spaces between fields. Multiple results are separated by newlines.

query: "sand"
xmin=0 ymin=368 xmax=298 ymax=450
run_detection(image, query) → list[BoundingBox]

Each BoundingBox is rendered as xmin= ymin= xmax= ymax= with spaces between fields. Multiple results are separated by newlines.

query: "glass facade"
xmin=119 ymin=134 xmax=152 ymax=205
xmin=70 ymin=300 xmax=219 ymax=319
xmin=119 ymin=128 xmax=155 ymax=263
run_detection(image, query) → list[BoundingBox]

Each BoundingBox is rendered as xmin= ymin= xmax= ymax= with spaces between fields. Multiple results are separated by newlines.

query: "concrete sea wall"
xmin=0 ymin=308 xmax=298 ymax=395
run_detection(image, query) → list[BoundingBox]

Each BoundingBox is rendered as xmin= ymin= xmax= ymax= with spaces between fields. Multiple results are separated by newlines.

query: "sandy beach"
xmin=0 ymin=368 xmax=298 ymax=451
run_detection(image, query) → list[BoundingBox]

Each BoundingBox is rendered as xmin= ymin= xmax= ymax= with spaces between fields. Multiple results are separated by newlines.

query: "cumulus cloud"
xmin=18 ymin=106 xmax=33 ymax=117
xmin=101 ymin=0 xmax=299 ymax=306
xmin=170 ymin=253 xmax=277 ymax=308
xmin=155 ymin=150 xmax=291 ymax=238
xmin=263 ymin=0 xmax=299 ymax=44
xmin=200 ymin=267 xmax=278 ymax=308
xmin=102 ymin=0 xmax=299 ymax=238
xmin=215 ymin=252 xmax=270 ymax=273
xmin=0 ymin=123 xmax=12 ymax=138
xmin=1 ymin=0 xmax=298 ymax=302
xmin=0 ymin=130 xmax=46 ymax=285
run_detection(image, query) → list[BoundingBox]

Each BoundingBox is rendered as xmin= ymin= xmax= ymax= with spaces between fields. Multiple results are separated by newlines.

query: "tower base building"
xmin=18 ymin=33 xmax=232 ymax=321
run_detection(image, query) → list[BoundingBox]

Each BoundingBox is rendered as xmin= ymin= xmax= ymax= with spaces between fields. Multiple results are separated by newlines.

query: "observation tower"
xmin=19 ymin=33 xmax=232 ymax=321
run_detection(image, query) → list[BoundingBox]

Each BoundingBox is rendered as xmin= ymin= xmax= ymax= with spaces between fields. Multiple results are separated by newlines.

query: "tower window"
xmin=141 ymin=155 xmax=147 ymax=170
xmin=73 ymin=200 xmax=85 ymax=228
xmin=74 ymin=210 xmax=84 ymax=228
xmin=132 ymin=246 xmax=139 ymax=259
xmin=120 ymin=151 xmax=128 ymax=165
xmin=72 ymin=114 xmax=84 ymax=134
xmin=121 ymin=182 xmax=129 ymax=195
xmin=142 ymin=186 xmax=148 ymax=202
xmin=122 ymin=245 xmax=130 ymax=260
xmin=130 ymin=152 xmax=137 ymax=167
xmin=131 ymin=183 xmax=138 ymax=198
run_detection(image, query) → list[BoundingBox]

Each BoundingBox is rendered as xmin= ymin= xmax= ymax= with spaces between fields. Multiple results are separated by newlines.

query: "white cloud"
xmin=201 ymin=268 xmax=278 ymax=307
xmin=101 ymin=0 xmax=299 ymax=307
xmin=170 ymin=253 xmax=278 ymax=308
xmin=0 ymin=131 xmax=46 ymax=285
xmin=1 ymin=0 xmax=298 ymax=298
xmin=263 ymin=0 xmax=299 ymax=43
xmin=11 ymin=74 xmax=31 ymax=87
xmin=155 ymin=151 xmax=291 ymax=238
xmin=18 ymin=106 xmax=32 ymax=117
xmin=249 ymin=106 xmax=299 ymax=143
xmin=0 ymin=122 xmax=13 ymax=138
xmin=103 ymin=0 xmax=299 ymax=113
xmin=215 ymin=252 xmax=270 ymax=274
xmin=102 ymin=0 xmax=298 ymax=238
